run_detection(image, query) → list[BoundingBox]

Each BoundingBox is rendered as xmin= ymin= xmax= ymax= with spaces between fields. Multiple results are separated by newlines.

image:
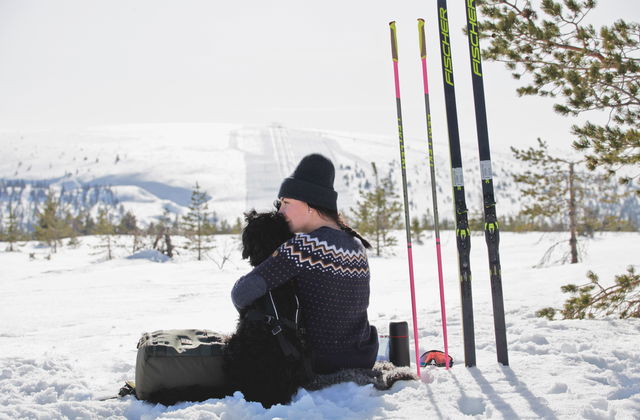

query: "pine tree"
xmin=411 ymin=215 xmax=425 ymax=245
xmin=117 ymin=210 xmax=138 ymax=234
xmin=0 ymin=211 xmax=3 ymax=243
xmin=34 ymin=190 xmax=71 ymax=254
xmin=95 ymin=207 xmax=116 ymax=260
xmin=182 ymin=183 xmax=214 ymax=261
xmin=478 ymin=0 xmax=640 ymax=188
xmin=217 ymin=219 xmax=232 ymax=234
xmin=83 ymin=212 xmax=96 ymax=235
xmin=70 ymin=211 xmax=86 ymax=236
xmin=232 ymin=217 xmax=243 ymax=234
xmin=152 ymin=208 xmax=176 ymax=258
xmin=350 ymin=163 xmax=403 ymax=256
xmin=512 ymin=139 xmax=626 ymax=264
xmin=4 ymin=200 xmax=21 ymax=252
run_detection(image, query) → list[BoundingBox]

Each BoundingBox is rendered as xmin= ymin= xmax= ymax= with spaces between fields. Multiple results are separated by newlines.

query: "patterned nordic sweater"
xmin=231 ymin=226 xmax=378 ymax=373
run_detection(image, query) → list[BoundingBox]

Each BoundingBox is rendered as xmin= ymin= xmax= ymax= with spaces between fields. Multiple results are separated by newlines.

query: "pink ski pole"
xmin=389 ymin=21 xmax=421 ymax=377
xmin=418 ymin=18 xmax=450 ymax=369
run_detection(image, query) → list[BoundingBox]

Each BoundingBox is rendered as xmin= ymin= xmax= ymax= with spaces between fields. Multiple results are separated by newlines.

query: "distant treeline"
xmin=0 ymin=182 xmax=242 ymax=258
xmin=0 ymin=178 xmax=119 ymax=232
xmin=1 ymin=169 xmax=637 ymax=261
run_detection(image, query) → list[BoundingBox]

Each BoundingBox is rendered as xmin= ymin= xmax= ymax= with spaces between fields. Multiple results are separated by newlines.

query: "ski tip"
xmin=417 ymin=18 xmax=425 ymax=23
xmin=389 ymin=21 xmax=396 ymax=28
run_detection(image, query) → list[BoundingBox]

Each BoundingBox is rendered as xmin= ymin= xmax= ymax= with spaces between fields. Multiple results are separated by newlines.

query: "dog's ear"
xmin=241 ymin=210 xmax=257 ymax=262
xmin=244 ymin=209 xmax=259 ymax=223
xmin=241 ymin=226 xmax=254 ymax=262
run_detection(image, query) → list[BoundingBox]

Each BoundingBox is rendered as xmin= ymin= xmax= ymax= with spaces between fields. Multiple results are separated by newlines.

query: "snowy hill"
xmin=0 ymin=123 xmax=519 ymax=228
xmin=1 ymin=123 xmax=638 ymax=231
xmin=1 ymin=231 xmax=639 ymax=418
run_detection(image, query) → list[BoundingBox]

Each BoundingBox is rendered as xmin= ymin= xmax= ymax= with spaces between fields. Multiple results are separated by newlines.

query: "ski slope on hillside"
xmin=0 ymin=123 xmax=523 ymax=228
xmin=1 ymin=231 xmax=639 ymax=419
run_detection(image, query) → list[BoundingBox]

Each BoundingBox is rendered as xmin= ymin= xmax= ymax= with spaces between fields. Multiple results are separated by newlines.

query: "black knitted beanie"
xmin=278 ymin=154 xmax=338 ymax=211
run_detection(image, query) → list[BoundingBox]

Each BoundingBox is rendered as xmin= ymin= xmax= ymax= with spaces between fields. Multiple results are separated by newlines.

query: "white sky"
xmin=1 ymin=0 xmax=638 ymax=154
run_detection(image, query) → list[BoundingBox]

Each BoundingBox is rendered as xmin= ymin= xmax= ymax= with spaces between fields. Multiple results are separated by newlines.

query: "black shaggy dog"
xmin=223 ymin=210 xmax=312 ymax=408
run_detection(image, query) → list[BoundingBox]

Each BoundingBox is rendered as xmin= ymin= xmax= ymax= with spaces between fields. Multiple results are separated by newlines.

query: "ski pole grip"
xmin=389 ymin=21 xmax=399 ymax=61
xmin=418 ymin=18 xmax=426 ymax=59
xmin=388 ymin=321 xmax=410 ymax=367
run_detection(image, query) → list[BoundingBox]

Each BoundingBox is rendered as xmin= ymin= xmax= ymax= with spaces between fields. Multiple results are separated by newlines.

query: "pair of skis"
xmin=389 ymin=0 xmax=508 ymax=368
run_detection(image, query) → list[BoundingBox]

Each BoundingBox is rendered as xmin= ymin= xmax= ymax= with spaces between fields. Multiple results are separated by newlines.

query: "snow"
xmin=1 ymin=231 xmax=639 ymax=419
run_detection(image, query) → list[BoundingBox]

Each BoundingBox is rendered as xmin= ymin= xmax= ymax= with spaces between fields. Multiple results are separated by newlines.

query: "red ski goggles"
xmin=420 ymin=350 xmax=454 ymax=368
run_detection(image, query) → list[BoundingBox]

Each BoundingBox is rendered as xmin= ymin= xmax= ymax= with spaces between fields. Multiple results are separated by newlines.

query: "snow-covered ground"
xmin=1 ymin=231 xmax=639 ymax=419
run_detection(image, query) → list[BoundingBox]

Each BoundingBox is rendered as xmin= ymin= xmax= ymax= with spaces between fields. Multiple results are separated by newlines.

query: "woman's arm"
xmin=230 ymin=237 xmax=303 ymax=310
xmin=231 ymin=272 xmax=268 ymax=311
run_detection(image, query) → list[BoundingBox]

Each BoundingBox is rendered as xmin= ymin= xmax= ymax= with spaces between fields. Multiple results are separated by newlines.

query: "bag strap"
xmin=243 ymin=285 xmax=313 ymax=372
xmin=245 ymin=309 xmax=301 ymax=350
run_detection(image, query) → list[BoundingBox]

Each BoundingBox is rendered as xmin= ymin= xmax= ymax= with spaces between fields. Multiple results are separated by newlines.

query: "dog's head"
xmin=242 ymin=210 xmax=294 ymax=267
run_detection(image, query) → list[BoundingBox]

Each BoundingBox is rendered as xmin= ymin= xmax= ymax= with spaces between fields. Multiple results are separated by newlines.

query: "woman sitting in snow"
xmin=231 ymin=153 xmax=378 ymax=374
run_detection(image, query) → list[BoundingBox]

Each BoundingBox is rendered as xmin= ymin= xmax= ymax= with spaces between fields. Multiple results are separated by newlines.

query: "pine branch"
xmin=537 ymin=266 xmax=640 ymax=319
xmin=479 ymin=0 xmax=640 ymax=182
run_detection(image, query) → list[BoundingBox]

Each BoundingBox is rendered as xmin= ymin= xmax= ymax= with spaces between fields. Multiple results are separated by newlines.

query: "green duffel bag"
xmin=135 ymin=329 xmax=231 ymax=404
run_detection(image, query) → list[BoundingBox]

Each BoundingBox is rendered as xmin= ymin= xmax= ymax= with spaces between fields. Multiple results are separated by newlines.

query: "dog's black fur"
xmin=223 ymin=210 xmax=311 ymax=408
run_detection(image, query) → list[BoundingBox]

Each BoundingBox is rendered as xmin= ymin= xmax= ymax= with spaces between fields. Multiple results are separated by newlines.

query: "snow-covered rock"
xmin=126 ymin=249 xmax=170 ymax=263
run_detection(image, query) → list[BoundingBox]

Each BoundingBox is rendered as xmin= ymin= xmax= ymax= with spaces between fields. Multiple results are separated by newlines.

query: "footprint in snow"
xmin=458 ymin=395 xmax=485 ymax=416
xmin=548 ymin=382 xmax=568 ymax=394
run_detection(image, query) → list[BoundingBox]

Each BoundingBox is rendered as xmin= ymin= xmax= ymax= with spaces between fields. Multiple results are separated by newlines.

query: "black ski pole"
xmin=464 ymin=0 xmax=508 ymax=366
xmin=436 ymin=0 xmax=476 ymax=367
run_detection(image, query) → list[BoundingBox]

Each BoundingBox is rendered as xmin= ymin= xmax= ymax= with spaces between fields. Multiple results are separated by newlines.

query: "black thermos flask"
xmin=388 ymin=321 xmax=410 ymax=367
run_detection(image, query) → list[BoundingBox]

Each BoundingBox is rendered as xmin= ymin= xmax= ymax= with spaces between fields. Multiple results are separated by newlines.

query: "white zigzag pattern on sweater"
xmin=281 ymin=233 xmax=369 ymax=276
xmin=295 ymin=233 xmax=366 ymax=257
